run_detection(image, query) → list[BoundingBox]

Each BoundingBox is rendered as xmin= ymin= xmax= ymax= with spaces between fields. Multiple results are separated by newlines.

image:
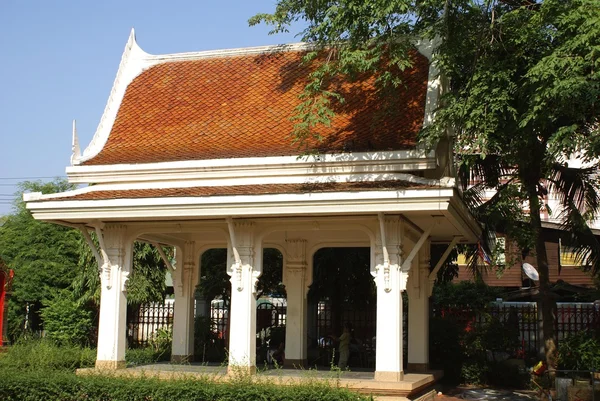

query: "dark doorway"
xmin=307 ymin=247 xmax=376 ymax=369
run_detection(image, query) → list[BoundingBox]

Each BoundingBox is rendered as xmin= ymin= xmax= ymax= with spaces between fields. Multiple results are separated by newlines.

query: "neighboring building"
xmin=455 ymin=224 xmax=598 ymax=289
xmin=24 ymin=31 xmax=481 ymax=383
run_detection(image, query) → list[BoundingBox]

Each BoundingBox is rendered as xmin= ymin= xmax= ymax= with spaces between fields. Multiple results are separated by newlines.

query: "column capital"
xmin=227 ymin=221 xmax=256 ymax=293
xmin=183 ymin=240 xmax=196 ymax=269
xmin=285 ymin=239 xmax=308 ymax=272
xmin=98 ymin=225 xmax=129 ymax=291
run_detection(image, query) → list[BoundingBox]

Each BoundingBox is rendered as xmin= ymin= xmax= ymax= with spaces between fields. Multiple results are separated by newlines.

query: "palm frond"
xmin=461 ymin=182 xmax=486 ymax=213
xmin=458 ymin=154 xmax=513 ymax=191
xmin=463 ymin=242 xmax=488 ymax=282
xmin=559 ymin=201 xmax=600 ymax=277
xmin=548 ymin=164 xmax=600 ymax=217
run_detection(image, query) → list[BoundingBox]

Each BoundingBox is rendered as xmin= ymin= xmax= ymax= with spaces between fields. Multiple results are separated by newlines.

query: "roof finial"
xmin=128 ymin=27 xmax=137 ymax=47
xmin=71 ymin=119 xmax=81 ymax=165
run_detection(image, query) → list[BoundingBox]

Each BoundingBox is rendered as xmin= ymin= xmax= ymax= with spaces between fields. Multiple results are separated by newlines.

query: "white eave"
xmin=26 ymin=187 xmax=454 ymax=218
xmin=66 ymin=150 xmax=437 ymax=184
xmin=25 ymin=187 xmax=480 ymax=242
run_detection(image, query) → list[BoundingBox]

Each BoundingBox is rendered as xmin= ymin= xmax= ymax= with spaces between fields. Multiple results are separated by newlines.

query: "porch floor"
xmin=77 ymin=363 xmax=441 ymax=400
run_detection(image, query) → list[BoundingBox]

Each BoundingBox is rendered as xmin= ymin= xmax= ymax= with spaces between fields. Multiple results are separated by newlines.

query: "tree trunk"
xmin=527 ymin=184 xmax=558 ymax=369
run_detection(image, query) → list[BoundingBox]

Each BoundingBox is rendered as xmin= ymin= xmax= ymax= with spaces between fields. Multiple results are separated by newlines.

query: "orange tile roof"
xmin=83 ymin=49 xmax=429 ymax=165
xmin=44 ymin=180 xmax=435 ymax=201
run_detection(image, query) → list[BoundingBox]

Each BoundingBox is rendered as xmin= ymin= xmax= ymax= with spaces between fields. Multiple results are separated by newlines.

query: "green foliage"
xmin=250 ymin=1 xmax=417 ymax=149
xmin=74 ymin=241 xmax=169 ymax=308
xmin=0 ymin=179 xmax=81 ymax=339
xmin=0 ymin=339 xmax=95 ymax=371
xmin=125 ymin=347 xmax=170 ymax=366
xmin=430 ymin=283 xmax=525 ymax=386
xmin=148 ymin=326 xmax=172 ymax=355
xmin=0 ymin=368 xmax=370 ymax=401
xmin=432 ymin=281 xmax=501 ymax=311
xmin=430 ymin=316 xmax=464 ymax=383
xmin=126 ymin=242 xmax=169 ymax=305
xmin=431 ymin=313 xmax=527 ymax=386
xmin=558 ymin=330 xmax=600 ymax=371
xmin=197 ymin=248 xmax=230 ymax=303
xmin=252 ymin=0 xmax=600 ymax=368
xmin=40 ymin=290 xmax=93 ymax=346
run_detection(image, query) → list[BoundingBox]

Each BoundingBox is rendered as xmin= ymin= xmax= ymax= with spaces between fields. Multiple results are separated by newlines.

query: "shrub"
xmin=148 ymin=326 xmax=172 ymax=354
xmin=430 ymin=316 xmax=464 ymax=383
xmin=432 ymin=281 xmax=501 ymax=311
xmin=126 ymin=347 xmax=170 ymax=366
xmin=558 ymin=330 xmax=600 ymax=371
xmin=0 ymin=369 xmax=370 ymax=401
xmin=0 ymin=339 xmax=95 ymax=371
xmin=40 ymin=292 xmax=93 ymax=346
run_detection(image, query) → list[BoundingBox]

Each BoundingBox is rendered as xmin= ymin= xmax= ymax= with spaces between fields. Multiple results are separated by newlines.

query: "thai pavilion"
xmin=24 ymin=30 xmax=480 ymax=383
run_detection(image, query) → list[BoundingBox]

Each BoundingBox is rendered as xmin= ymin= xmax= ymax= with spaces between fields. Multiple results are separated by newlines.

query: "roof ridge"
xmin=149 ymin=42 xmax=314 ymax=62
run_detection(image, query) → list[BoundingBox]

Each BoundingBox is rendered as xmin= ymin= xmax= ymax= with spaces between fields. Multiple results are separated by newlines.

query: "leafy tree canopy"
xmin=0 ymin=179 xmax=80 ymax=337
xmin=73 ymin=240 xmax=170 ymax=307
xmin=252 ymin=0 xmax=600 ymax=367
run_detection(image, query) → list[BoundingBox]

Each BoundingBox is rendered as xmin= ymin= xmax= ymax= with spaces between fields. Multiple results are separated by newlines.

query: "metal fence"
xmin=435 ymin=302 xmax=600 ymax=356
xmin=209 ymin=299 xmax=229 ymax=344
xmin=311 ymin=300 xmax=407 ymax=368
xmin=128 ymin=300 xmax=174 ymax=348
xmin=130 ymin=299 xmax=599 ymax=360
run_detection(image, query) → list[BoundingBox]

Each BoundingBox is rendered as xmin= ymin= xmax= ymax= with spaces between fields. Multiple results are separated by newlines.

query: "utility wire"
xmin=0 ymin=176 xmax=65 ymax=180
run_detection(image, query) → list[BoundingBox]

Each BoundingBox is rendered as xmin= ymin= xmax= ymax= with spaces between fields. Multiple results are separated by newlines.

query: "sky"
xmin=0 ymin=0 xmax=303 ymax=216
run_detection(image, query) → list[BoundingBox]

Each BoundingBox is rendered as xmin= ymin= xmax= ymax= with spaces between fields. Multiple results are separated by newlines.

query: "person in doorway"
xmin=271 ymin=342 xmax=285 ymax=366
xmin=330 ymin=322 xmax=352 ymax=370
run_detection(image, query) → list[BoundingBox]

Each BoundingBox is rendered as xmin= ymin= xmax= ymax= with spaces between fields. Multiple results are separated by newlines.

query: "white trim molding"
xmin=26 ymin=188 xmax=456 ymax=221
xmin=67 ymin=149 xmax=437 ymax=184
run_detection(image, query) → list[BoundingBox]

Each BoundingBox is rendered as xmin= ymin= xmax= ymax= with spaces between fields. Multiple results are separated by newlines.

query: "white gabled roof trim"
xmin=75 ymin=29 xmax=156 ymax=165
xmin=72 ymin=32 xmax=316 ymax=166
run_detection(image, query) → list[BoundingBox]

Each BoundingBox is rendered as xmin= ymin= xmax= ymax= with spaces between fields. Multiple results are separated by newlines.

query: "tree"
xmin=251 ymin=0 xmax=600 ymax=368
xmin=73 ymin=241 xmax=170 ymax=308
xmin=0 ymin=180 xmax=171 ymax=342
xmin=0 ymin=179 xmax=81 ymax=339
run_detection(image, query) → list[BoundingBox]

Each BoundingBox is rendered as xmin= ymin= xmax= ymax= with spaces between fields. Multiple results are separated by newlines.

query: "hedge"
xmin=0 ymin=369 xmax=370 ymax=401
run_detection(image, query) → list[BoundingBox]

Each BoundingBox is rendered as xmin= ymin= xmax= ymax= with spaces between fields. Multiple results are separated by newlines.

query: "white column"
xmin=171 ymin=241 xmax=196 ymax=363
xmin=227 ymin=221 xmax=260 ymax=373
xmin=283 ymin=239 xmax=308 ymax=368
xmin=407 ymin=243 xmax=431 ymax=372
xmin=373 ymin=216 xmax=407 ymax=382
xmin=96 ymin=225 xmax=132 ymax=370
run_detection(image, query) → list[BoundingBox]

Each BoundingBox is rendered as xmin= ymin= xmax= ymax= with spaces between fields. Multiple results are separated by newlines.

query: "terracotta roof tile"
xmin=83 ymin=49 xmax=429 ymax=165
xmin=46 ymin=181 xmax=435 ymax=201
